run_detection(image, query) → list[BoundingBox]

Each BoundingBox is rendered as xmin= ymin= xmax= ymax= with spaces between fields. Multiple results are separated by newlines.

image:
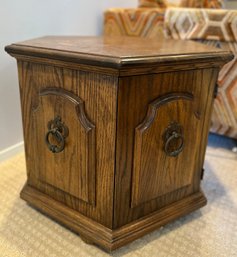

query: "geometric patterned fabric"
xmin=205 ymin=40 xmax=237 ymax=138
xmin=165 ymin=8 xmax=237 ymax=42
xmin=165 ymin=8 xmax=237 ymax=138
xmin=104 ymin=7 xmax=237 ymax=139
xmin=104 ymin=8 xmax=165 ymax=38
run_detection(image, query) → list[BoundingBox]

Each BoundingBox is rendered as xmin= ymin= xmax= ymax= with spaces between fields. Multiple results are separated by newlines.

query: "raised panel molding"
xmin=33 ymin=87 xmax=96 ymax=206
xmin=40 ymin=88 xmax=95 ymax=132
xmin=131 ymin=92 xmax=196 ymax=208
xmin=135 ymin=93 xmax=194 ymax=133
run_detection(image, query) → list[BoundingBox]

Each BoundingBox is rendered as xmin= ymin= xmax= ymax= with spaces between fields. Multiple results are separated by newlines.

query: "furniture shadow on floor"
xmin=203 ymin=161 xmax=229 ymax=205
xmin=0 ymin=196 xmax=206 ymax=256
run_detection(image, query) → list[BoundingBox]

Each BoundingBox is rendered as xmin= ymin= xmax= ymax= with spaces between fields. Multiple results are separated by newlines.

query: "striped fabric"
xmin=180 ymin=0 xmax=224 ymax=8
xmin=139 ymin=0 xmax=168 ymax=8
xmin=139 ymin=0 xmax=224 ymax=8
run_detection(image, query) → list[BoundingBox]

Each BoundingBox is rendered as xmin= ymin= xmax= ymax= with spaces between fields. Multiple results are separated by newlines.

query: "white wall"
xmin=226 ymin=1 xmax=237 ymax=9
xmin=0 ymin=0 xmax=136 ymax=152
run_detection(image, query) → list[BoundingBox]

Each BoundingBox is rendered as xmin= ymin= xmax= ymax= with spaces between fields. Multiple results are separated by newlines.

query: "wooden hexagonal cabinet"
xmin=5 ymin=36 xmax=233 ymax=251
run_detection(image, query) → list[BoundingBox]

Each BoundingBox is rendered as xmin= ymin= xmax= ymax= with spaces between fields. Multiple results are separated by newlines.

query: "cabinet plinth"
xmin=5 ymin=36 xmax=233 ymax=251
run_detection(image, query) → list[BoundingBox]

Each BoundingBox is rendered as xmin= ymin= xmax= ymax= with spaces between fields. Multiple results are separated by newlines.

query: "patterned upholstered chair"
xmin=104 ymin=0 xmax=237 ymax=140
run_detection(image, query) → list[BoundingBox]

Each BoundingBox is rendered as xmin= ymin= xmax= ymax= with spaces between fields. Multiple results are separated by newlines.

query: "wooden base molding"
xmin=21 ymin=184 xmax=207 ymax=252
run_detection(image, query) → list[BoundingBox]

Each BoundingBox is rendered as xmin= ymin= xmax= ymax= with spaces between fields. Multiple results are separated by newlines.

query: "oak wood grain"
xmin=114 ymin=68 xmax=219 ymax=227
xmin=17 ymin=61 xmax=118 ymax=228
xmin=131 ymin=92 xmax=197 ymax=207
xmin=34 ymin=88 xmax=96 ymax=204
xmin=5 ymin=36 xmax=233 ymax=251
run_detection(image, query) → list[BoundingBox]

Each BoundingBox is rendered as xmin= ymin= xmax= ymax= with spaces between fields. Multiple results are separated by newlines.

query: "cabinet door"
xmin=131 ymin=92 xmax=197 ymax=207
xmin=32 ymin=88 xmax=96 ymax=205
xmin=114 ymin=68 xmax=217 ymax=228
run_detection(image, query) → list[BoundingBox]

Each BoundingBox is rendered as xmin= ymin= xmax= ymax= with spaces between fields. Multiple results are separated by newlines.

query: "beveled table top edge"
xmin=5 ymin=36 xmax=234 ymax=69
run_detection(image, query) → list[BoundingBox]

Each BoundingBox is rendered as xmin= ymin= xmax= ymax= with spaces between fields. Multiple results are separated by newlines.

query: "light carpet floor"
xmin=0 ymin=147 xmax=236 ymax=257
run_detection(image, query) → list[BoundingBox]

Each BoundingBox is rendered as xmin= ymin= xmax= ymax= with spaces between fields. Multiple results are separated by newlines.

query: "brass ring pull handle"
xmin=45 ymin=116 xmax=69 ymax=153
xmin=164 ymin=131 xmax=184 ymax=157
xmin=163 ymin=122 xmax=184 ymax=157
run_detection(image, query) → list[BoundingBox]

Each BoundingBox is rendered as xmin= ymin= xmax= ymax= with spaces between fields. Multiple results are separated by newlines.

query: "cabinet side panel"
xmin=17 ymin=61 xmax=118 ymax=228
xmin=114 ymin=68 xmax=218 ymax=228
